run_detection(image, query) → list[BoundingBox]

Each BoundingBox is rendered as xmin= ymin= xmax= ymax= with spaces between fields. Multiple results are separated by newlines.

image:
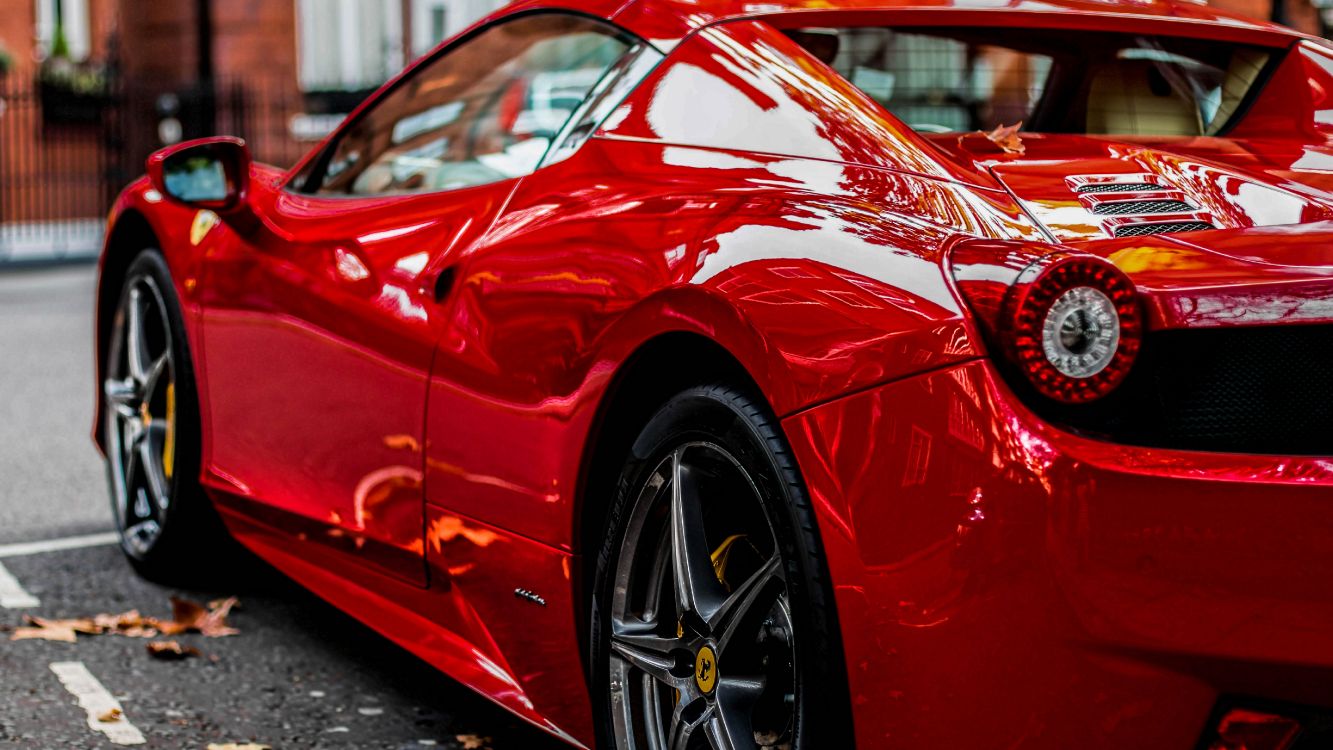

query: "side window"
xmin=305 ymin=14 xmax=632 ymax=196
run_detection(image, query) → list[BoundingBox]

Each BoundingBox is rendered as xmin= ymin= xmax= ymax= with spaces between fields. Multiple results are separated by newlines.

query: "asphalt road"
xmin=0 ymin=264 xmax=570 ymax=749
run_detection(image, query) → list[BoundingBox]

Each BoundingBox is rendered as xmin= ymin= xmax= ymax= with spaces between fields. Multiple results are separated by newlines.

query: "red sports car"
xmin=95 ymin=0 xmax=1333 ymax=747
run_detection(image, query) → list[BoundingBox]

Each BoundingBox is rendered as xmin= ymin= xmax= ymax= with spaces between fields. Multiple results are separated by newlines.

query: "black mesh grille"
xmin=1092 ymin=200 xmax=1195 ymax=216
xmin=1114 ymin=221 xmax=1215 ymax=237
xmin=1031 ymin=325 xmax=1333 ymax=455
xmin=1075 ymin=182 xmax=1160 ymax=193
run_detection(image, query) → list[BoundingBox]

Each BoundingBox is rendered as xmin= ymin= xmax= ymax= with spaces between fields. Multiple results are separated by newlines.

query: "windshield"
xmin=786 ymin=27 xmax=1276 ymax=137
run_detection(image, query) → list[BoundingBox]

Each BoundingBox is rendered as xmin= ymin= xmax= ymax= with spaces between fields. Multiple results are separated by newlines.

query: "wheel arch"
xmin=574 ymin=330 xmax=762 ymax=557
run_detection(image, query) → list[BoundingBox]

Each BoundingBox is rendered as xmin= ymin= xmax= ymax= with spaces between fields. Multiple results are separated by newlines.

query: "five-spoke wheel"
xmin=101 ymin=250 xmax=231 ymax=580
xmin=105 ymin=271 xmax=177 ymax=556
xmin=595 ymin=385 xmax=848 ymax=750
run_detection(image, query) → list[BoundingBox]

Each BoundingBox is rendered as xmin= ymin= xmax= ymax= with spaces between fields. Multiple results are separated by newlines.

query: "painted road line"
xmin=50 ymin=661 xmax=146 ymax=746
xmin=0 ymin=560 xmax=39 ymax=608
xmin=0 ymin=531 xmax=119 ymax=559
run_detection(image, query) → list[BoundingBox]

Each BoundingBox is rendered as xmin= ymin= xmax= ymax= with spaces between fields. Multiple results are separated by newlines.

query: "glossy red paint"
xmin=785 ymin=359 xmax=1333 ymax=749
xmin=93 ymin=1 xmax=1333 ymax=747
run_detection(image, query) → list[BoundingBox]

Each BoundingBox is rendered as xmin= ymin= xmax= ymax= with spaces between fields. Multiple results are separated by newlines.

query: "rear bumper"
xmin=783 ymin=359 xmax=1333 ymax=749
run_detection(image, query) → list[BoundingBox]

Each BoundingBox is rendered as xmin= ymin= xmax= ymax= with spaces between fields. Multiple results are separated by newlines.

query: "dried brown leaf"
xmin=145 ymin=640 xmax=201 ymax=660
xmin=9 ymin=616 xmax=103 ymax=642
xmin=7 ymin=597 xmax=239 ymax=646
xmin=97 ymin=707 xmax=122 ymax=723
xmin=29 ymin=615 xmax=103 ymax=634
xmin=456 ymin=734 xmax=492 ymax=750
xmin=198 ymin=596 xmax=240 ymax=637
xmin=93 ymin=610 xmax=146 ymax=630
xmin=983 ymin=121 xmax=1026 ymax=155
xmin=10 ymin=625 xmax=78 ymax=642
xmin=159 ymin=596 xmax=239 ymax=637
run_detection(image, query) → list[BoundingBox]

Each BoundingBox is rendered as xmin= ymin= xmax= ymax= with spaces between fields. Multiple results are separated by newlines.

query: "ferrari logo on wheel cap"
xmin=695 ymin=645 xmax=717 ymax=694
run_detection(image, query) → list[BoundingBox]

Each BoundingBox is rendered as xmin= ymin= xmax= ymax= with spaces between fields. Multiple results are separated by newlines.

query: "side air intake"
xmin=1093 ymin=200 xmax=1195 ymax=216
xmin=1113 ymin=221 xmax=1216 ymax=237
xmin=1075 ymin=182 xmax=1160 ymax=194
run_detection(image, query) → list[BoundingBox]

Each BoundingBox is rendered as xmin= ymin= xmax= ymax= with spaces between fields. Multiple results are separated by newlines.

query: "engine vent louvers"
xmin=1076 ymin=182 xmax=1161 ymax=194
xmin=1092 ymin=200 xmax=1195 ymax=216
xmin=1113 ymin=221 xmax=1215 ymax=237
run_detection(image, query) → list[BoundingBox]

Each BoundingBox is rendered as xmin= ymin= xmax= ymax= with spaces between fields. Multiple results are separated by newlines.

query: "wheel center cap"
xmin=694 ymin=645 xmax=718 ymax=695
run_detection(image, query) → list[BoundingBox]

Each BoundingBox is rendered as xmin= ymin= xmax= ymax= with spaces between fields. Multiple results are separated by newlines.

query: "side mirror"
xmin=146 ymin=136 xmax=252 ymax=213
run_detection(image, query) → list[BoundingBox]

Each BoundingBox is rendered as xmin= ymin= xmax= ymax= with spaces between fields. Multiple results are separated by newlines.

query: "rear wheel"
xmin=591 ymin=384 xmax=850 ymax=750
xmin=103 ymin=250 xmax=230 ymax=581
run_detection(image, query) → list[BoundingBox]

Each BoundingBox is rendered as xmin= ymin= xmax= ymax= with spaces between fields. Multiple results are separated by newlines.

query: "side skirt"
xmin=212 ymin=495 xmax=593 ymax=748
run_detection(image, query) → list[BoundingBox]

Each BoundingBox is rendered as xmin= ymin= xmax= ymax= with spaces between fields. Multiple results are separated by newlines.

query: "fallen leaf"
xmin=10 ymin=625 xmax=77 ymax=642
xmin=983 ymin=121 xmax=1026 ymax=154
xmin=97 ymin=707 xmax=122 ymax=723
xmin=145 ymin=640 xmax=201 ymax=660
xmin=456 ymin=735 xmax=492 ymax=750
xmin=9 ymin=616 xmax=102 ymax=642
xmin=159 ymin=596 xmax=239 ymax=637
xmin=94 ymin=610 xmax=159 ymax=638
xmin=7 ymin=597 xmax=240 ymax=645
xmin=198 ymin=596 xmax=240 ymax=637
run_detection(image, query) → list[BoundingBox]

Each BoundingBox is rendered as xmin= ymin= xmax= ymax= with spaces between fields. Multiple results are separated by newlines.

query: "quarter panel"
xmin=424 ymin=131 xmax=1040 ymax=550
xmin=783 ymin=362 xmax=1209 ymax=749
xmin=785 ymin=359 xmax=1333 ymax=748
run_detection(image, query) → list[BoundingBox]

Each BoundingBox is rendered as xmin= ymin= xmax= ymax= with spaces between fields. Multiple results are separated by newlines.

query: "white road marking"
xmin=49 ymin=661 xmax=146 ymax=746
xmin=0 ymin=531 xmax=119 ymax=559
xmin=0 ymin=560 xmax=39 ymax=608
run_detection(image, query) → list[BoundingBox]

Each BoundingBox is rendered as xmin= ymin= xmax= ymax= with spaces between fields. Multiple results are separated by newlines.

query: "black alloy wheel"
xmin=592 ymin=384 xmax=851 ymax=750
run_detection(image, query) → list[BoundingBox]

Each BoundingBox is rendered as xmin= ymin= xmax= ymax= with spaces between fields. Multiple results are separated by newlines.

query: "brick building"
xmin=109 ymin=0 xmax=510 ymax=166
xmin=0 ymin=1 xmax=507 ymax=257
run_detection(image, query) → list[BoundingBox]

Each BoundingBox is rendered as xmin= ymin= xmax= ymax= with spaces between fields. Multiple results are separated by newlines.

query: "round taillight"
xmin=1005 ymin=256 xmax=1142 ymax=403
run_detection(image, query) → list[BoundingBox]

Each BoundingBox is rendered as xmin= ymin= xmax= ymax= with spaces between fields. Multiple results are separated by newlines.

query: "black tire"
xmin=102 ymin=249 xmax=234 ymax=583
xmin=590 ymin=383 xmax=853 ymax=749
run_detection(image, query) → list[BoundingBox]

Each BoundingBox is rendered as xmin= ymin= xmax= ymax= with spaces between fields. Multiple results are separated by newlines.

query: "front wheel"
xmin=102 ymin=249 xmax=231 ymax=581
xmin=591 ymin=384 xmax=851 ymax=750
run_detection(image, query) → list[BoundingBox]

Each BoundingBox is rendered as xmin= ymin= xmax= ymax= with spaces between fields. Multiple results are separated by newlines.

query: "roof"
xmin=495 ymin=0 xmax=1308 ymax=47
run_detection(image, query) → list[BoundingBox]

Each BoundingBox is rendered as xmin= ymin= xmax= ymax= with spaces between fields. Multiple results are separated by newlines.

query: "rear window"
xmin=786 ymin=27 xmax=1277 ymax=137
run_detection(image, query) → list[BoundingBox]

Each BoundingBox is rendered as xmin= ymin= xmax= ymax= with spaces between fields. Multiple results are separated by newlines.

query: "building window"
xmin=411 ymin=0 xmax=449 ymax=58
xmin=35 ymin=0 xmax=91 ymax=62
xmin=296 ymin=0 xmax=404 ymax=91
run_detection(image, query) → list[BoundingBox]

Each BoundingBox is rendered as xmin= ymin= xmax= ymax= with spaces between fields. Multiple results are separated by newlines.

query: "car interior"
xmin=786 ymin=27 xmax=1277 ymax=138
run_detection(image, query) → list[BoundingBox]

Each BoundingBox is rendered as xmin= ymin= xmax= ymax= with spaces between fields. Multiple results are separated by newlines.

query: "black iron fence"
xmin=0 ymin=71 xmax=360 ymax=262
xmin=0 ymin=73 xmax=113 ymax=260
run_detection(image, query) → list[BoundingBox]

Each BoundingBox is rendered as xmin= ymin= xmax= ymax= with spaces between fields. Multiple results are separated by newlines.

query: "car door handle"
xmin=432 ymin=265 xmax=458 ymax=303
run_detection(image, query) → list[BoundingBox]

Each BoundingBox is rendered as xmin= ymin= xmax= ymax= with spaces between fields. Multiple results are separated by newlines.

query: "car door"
xmin=195 ymin=13 xmax=621 ymax=585
xmin=417 ymin=21 xmax=655 ymax=548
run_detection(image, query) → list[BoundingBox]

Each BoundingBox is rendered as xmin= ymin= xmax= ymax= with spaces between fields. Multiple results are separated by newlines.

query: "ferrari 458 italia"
xmin=96 ymin=1 xmax=1333 ymax=747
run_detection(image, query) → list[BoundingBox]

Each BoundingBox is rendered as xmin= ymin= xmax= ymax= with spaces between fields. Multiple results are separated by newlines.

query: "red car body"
xmin=95 ymin=1 xmax=1333 ymax=747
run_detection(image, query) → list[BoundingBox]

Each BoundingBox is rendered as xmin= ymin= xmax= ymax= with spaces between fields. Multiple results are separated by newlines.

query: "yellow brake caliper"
xmin=677 ymin=534 xmax=748 ymax=702
xmin=162 ymin=383 xmax=176 ymax=481
xmin=710 ymin=534 xmax=747 ymax=589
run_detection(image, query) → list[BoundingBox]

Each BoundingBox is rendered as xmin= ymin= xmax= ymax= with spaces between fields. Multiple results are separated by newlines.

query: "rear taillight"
xmin=950 ymin=241 xmax=1143 ymax=404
